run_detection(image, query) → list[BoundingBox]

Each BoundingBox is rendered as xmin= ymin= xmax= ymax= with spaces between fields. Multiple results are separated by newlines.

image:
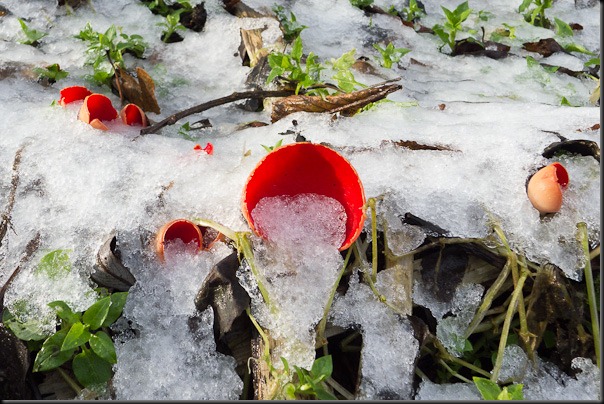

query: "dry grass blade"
xmin=270 ymin=83 xmax=402 ymax=122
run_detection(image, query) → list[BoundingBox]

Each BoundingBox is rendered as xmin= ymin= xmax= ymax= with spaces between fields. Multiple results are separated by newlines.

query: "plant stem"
xmin=438 ymin=359 xmax=472 ymax=383
xmin=578 ymin=222 xmax=600 ymax=368
xmin=316 ymin=247 xmax=354 ymax=353
xmin=238 ymin=233 xmax=273 ymax=311
xmin=433 ymin=337 xmax=492 ymax=378
xmin=491 ymin=264 xmax=529 ymax=382
xmin=589 ymin=244 xmax=600 ymax=260
xmin=190 ymin=217 xmax=238 ymax=241
xmin=57 ymin=367 xmax=82 ymax=396
xmin=367 ymin=197 xmax=378 ymax=282
xmin=325 ymin=376 xmax=355 ymax=400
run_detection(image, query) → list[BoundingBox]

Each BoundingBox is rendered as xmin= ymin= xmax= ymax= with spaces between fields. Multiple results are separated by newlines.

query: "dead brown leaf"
xmin=522 ymin=38 xmax=564 ymax=57
xmin=270 ymin=83 xmax=402 ymax=122
xmin=113 ymin=67 xmax=161 ymax=114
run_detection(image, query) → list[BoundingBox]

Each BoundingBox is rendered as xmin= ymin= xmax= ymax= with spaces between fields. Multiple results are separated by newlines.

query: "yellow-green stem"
xmin=438 ymin=359 xmax=472 ymax=383
xmin=491 ymin=265 xmax=529 ymax=382
xmin=238 ymin=233 xmax=273 ymax=310
xmin=316 ymin=247 xmax=354 ymax=353
xmin=433 ymin=338 xmax=492 ymax=378
xmin=367 ymin=198 xmax=378 ymax=282
xmin=578 ymin=222 xmax=600 ymax=368
xmin=57 ymin=367 xmax=82 ymax=396
xmin=190 ymin=217 xmax=238 ymax=241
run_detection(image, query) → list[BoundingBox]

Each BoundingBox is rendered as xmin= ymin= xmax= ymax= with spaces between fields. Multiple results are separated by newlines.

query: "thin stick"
xmin=0 ymin=145 xmax=25 ymax=248
xmin=139 ymin=89 xmax=295 ymax=136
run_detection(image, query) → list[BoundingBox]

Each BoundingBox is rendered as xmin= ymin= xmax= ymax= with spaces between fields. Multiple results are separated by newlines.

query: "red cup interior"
xmin=242 ymin=142 xmax=366 ymax=250
xmin=59 ymin=86 xmax=92 ymax=105
xmin=86 ymin=94 xmax=118 ymax=121
xmin=122 ymin=104 xmax=144 ymax=126
xmin=552 ymin=162 xmax=569 ymax=187
xmin=163 ymin=220 xmax=203 ymax=248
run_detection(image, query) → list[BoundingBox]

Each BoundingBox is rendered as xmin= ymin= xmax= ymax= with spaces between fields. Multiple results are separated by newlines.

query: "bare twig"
xmin=138 ymin=89 xmax=295 ymax=136
xmin=0 ymin=145 xmax=25 ymax=248
xmin=0 ymin=232 xmax=40 ymax=310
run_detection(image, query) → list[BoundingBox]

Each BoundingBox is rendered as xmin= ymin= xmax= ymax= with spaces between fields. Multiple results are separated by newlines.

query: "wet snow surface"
xmin=0 ymin=0 xmax=600 ymax=400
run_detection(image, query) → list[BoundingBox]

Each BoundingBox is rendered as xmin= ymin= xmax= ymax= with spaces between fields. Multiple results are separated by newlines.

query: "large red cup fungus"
xmin=120 ymin=103 xmax=148 ymax=127
xmin=59 ymin=85 xmax=92 ymax=106
xmin=241 ymin=142 xmax=366 ymax=251
xmin=78 ymin=93 xmax=118 ymax=131
xmin=155 ymin=219 xmax=204 ymax=262
xmin=527 ymin=162 xmax=569 ymax=214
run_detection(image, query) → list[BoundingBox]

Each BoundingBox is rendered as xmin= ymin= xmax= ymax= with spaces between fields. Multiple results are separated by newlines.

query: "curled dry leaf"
xmin=78 ymin=93 xmax=118 ymax=131
xmin=120 ymin=103 xmax=148 ymax=127
xmin=522 ymin=38 xmax=564 ymax=57
xmin=270 ymin=83 xmax=402 ymax=122
xmin=113 ymin=66 xmax=160 ymax=114
xmin=59 ymin=85 xmax=92 ymax=106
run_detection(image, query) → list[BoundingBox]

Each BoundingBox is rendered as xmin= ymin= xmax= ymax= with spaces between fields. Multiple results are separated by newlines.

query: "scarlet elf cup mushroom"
xmin=155 ymin=219 xmax=203 ymax=262
xmin=77 ymin=93 xmax=118 ymax=131
xmin=241 ymin=142 xmax=366 ymax=251
xmin=526 ymin=162 xmax=569 ymax=214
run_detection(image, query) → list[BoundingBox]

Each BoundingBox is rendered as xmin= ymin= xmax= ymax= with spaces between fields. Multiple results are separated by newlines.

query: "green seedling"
xmin=432 ymin=1 xmax=474 ymax=53
xmin=390 ymin=0 xmax=425 ymax=23
xmin=473 ymin=377 xmax=524 ymax=400
xmin=158 ymin=9 xmax=187 ymax=42
xmin=282 ymin=356 xmax=337 ymax=400
xmin=490 ymin=23 xmax=517 ymax=42
xmin=33 ymin=63 xmax=69 ymax=84
xmin=349 ymin=0 xmax=374 ymax=9
xmin=273 ymin=5 xmax=307 ymax=43
xmin=261 ymin=139 xmax=283 ymax=153
xmin=328 ymin=49 xmax=365 ymax=93
xmin=266 ymin=35 xmax=325 ymax=95
xmin=518 ymin=0 xmax=552 ymax=28
xmin=17 ymin=18 xmax=48 ymax=46
xmin=75 ymin=23 xmax=146 ymax=85
xmin=373 ymin=42 xmax=411 ymax=69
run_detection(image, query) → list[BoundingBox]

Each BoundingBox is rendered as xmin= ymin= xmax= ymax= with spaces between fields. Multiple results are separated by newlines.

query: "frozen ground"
xmin=0 ymin=0 xmax=600 ymax=400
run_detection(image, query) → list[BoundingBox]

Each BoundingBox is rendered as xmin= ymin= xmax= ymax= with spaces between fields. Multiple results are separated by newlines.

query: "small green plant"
xmin=33 ymin=63 xmax=69 ymax=84
xmin=518 ymin=0 xmax=553 ymax=28
xmin=473 ymin=377 xmax=524 ymax=400
xmin=75 ymin=23 xmax=146 ymax=85
xmin=490 ymin=23 xmax=517 ymax=42
xmin=328 ymin=49 xmax=365 ymax=93
xmin=391 ymin=0 xmax=426 ymax=23
xmin=17 ymin=18 xmax=48 ymax=46
xmin=349 ymin=0 xmax=374 ymax=9
xmin=432 ymin=1 xmax=474 ymax=53
xmin=266 ymin=36 xmax=324 ymax=94
xmin=373 ymin=42 xmax=411 ymax=69
xmin=158 ymin=9 xmax=187 ymax=42
xmin=261 ymin=139 xmax=283 ymax=153
xmin=272 ymin=5 xmax=307 ymax=43
xmin=281 ymin=355 xmax=337 ymax=400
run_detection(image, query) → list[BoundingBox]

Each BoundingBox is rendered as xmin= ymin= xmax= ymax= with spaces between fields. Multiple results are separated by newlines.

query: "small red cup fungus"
xmin=59 ymin=86 xmax=92 ymax=106
xmin=527 ymin=162 xmax=569 ymax=214
xmin=155 ymin=219 xmax=203 ymax=262
xmin=241 ymin=142 xmax=366 ymax=251
xmin=78 ymin=93 xmax=118 ymax=131
xmin=120 ymin=103 xmax=148 ymax=127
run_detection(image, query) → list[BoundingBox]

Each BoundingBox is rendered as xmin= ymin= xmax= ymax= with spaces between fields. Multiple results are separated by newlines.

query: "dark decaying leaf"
xmin=271 ymin=83 xmax=402 ymax=122
xmin=113 ymin=67 xmax=160 ymax=114
xmin=91 ymin=232 xmax=136 ymax=292
xmin=419 ymin=244 xmax=469 ymax=303
xmin=0 ymin=4 xmax=10 ymax=16
xmin=542 ymin=139 xmax=600 ymax=162
xmin=452 ymin=40 xmax=510 ymax=59
xmin=0 ymin=323 xmax=32 ymax=399
xmin=222 ymin=0 xmax=264 ymax=18
xmin=522 ymin=38 xmax=565 ymax=57
xmin=320 ymin=139 xmax=459 ymax=154
xmin=402 ymin=212 xmax=450 ymax=238
xmin=195 ymin=251 xmax=250 ymax=340
xmin=180 ymin=2 xmax=207 ymax=32
xmin=57 ymin=0 xmax=85 ymax=8
xmin=239 ymin=28 xmax=268 ymax=67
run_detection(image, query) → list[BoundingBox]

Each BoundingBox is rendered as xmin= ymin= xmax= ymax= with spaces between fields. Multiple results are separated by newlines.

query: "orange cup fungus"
xmin=59 ymin=86 xmax=93 ymax=106
xmin=78 ymin=93 xmax=118 ymax=131
xmin=527 ymin=162 xmax=569 ymax=214
xmin=120 ymin=103 xmax=148 ymax=127
xmin=241 ymin=142 xmax=366 ymax=251
xmin=155 ymin=219 xmax=203 ymax=262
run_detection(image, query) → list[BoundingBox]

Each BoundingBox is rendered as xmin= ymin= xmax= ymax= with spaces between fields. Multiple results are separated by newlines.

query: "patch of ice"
xmin=415 ymin=379 xmax=482 ymax=401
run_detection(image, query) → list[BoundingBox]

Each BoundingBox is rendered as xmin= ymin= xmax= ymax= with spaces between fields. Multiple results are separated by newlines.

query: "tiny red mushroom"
xmin=78 ymin=93 xmax=118 ymax=131
xmin=58 ymin=86 xmax=92 ymax=106
xmin=527 ymin=162 xmax=569 ymax=214
xmin=194 ymin=143 xmax=214 ymax=155
xmin=120 ymin=103 xmax=148 ymax=127
xmin=155 ymin=219 xmax=203 ymax=262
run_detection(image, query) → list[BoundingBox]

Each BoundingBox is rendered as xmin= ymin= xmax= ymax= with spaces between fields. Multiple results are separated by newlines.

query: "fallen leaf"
xmin=180 ymin=2 xmax=207 ymax=32
xmin=452 ymin=40 xmax=510 ymax=59
xmin=271 ymin=83 xmax=402 ymax=122
xmin=522 ymin=38 xmax=564 ymax=57
xmin=113 ymin=67 xmax=160 ymax=114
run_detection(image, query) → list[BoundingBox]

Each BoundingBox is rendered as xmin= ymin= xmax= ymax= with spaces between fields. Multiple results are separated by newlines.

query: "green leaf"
xmin=48 ymin=300 xmax=81 ymax=325
xmin=560 ymin=96 xmax=573 ymax=106
xmin=518 ymin=0 xmax=533 ymax=13
xmin=310 ymin=355 xmax=333 ymax=381
xmin=102 ymin=292 xmax=128 ymax=327
xmin=291 ymin=36 xmax=303 ymax=62
xmin=2 ymin=309 xmax=49 ymax=341
xmin=89 ymin=331 xmax=117 ymax=364
xmin=473 ymin=376 xmax=502 ymax=400
xmin=564 ymin=42 xmax=595 ymax=55
xmin=506 ymin=383 xmax=524 ymax=400
xmin=35 ymin=249 xmax=71 ymax=279
xmin=33 ymin=328 xmax=75 ymax=372
xmin=82 ymin=296 xmax=111 ymax=330
xmin=584 ymin=57 xmax=601 ymax=68
xmin=330 ymin=49 xmax=356 ymax=72
xmin=554 ymin=17 xmax=573 ymax=37
xmin=61 ymin=322 xmax=91 ymax=351
xmin=315 ymin=386 xmax=338 ymax=400
xmin=72 ymin=348 xmax=113 ymax=387
xmin=526 ymin=55 xmax=539 ymax=67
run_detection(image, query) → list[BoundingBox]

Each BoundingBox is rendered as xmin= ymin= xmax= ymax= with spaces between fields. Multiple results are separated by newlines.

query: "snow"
xmin=0 ymin=0 xmax=600 ymax=400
